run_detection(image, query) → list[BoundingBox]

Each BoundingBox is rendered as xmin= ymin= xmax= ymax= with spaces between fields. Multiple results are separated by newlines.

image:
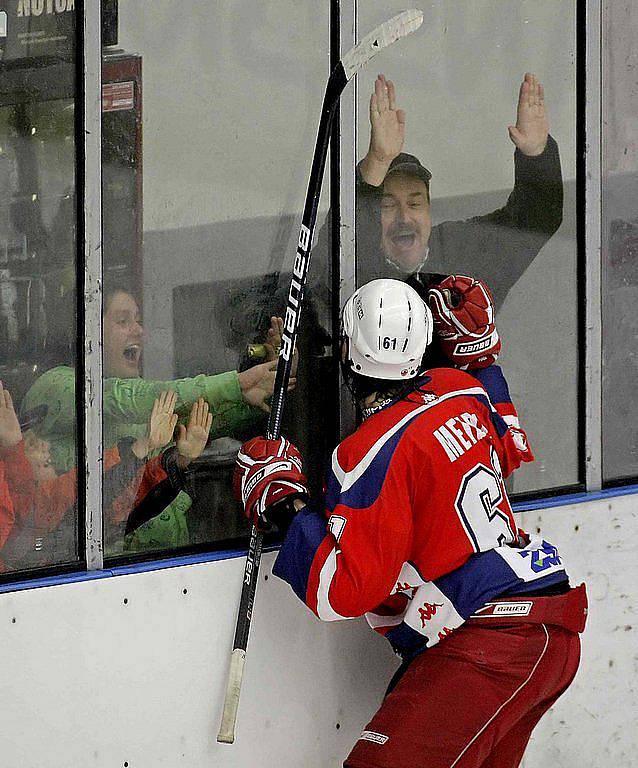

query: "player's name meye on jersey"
xmin=273 ymin=367 xmax=572 ymax=658
xmin=432 ymin=410 xmax=489 ymax=463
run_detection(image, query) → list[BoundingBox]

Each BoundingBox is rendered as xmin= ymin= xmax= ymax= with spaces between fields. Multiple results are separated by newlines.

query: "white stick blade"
xmin=342 ymin=9 xmax=423 ymax=81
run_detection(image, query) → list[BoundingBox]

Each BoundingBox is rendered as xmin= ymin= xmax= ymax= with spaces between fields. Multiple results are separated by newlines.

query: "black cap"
xmin=386 ymin=153 xmax=432 ymax=187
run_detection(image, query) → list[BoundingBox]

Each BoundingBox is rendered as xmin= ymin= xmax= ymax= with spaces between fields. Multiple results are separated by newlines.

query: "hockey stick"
xmin=217 ymin=9 xmax=424 ymax=745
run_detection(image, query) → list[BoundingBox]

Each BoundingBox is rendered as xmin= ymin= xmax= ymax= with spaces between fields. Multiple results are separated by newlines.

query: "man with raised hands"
xmin=356 ymin=73 xmax=563 ymax=308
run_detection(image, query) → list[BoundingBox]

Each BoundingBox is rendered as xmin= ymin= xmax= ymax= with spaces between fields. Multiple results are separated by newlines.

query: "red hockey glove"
xmin=233 ymin=436 xmax=308 ymax=530
xmin=428 ymin=275 xmax=501 ymax=370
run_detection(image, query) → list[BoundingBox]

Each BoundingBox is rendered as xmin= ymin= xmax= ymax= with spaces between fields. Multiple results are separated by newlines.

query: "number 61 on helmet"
xmin=340 ymin=278 xmax=433 ymax=382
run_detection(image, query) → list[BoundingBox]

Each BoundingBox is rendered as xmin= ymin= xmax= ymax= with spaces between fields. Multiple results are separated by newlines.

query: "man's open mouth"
xmin=391 ymin=231 xmax=417 ymax=249
xmin=123 ymin=344 xmax=141 ymax=362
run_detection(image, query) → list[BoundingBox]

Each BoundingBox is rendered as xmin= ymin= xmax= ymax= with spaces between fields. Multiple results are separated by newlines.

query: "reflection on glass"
xmin=353 ymin=1 xmax=577 ymax=495
xmin=602 ymin=2 xmax=638 ymax=483
xmin=95 ymin=280 xmax=292 ymax=556
xmin=0 ymin=96 xmax=78 ymax=573
xmin=97 ymin=2 xmax=332 ymax=559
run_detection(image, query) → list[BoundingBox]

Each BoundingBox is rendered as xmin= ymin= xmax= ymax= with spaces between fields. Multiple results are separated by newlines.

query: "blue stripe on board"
xmin=512 ymin=483 xmax=638 ymax=512
xmin=0 ymin=547 xmax=271 ymax=595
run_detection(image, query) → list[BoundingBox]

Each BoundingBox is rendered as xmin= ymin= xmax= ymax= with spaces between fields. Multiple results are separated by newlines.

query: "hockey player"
xmin=234 ymin=279 xmax=587 ymax=768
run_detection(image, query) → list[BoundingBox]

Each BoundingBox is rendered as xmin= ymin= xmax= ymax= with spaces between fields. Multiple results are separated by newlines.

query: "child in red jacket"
xmin=0 ymin=383 xmax=212 ymax=572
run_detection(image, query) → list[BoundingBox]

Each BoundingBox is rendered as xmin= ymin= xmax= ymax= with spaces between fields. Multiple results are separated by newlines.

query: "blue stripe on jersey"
xmin=272 ymin=506 xmax=327 ymax=603
xmin=326 ymin=385 xmax=509 ymax=514
xmin=324 ymin=465 xmax=341 ymax=513
xmin=435 ymin=549 xmax=518 ymax=616
xmin=469 ymin=390 xmax=508 ymax=438
xmin=325 ymin=420 xmax=415 ymax=512
xmin=385 ymin=543 xmax=568 ymax=657
xmin=436 ymin=549 xmax=567 ymax=618
xmin=472 ymin=365 xmax=511 ymax=406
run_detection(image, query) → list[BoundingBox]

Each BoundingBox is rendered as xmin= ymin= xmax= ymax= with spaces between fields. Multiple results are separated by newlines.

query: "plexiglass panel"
xmin=602 ymin=3 xmax=638 ymax=484
xmin=100 ymin=3 xmax=333 ymax=558
xmin=355 ymin=0 xmax=578 ymax=495
xmin=0 ymin=5 xmax=79 ymax=574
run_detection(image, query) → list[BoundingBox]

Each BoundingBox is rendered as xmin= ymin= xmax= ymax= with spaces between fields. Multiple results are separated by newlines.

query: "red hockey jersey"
xmin=274 ymin=367 xmax=568 ymax=653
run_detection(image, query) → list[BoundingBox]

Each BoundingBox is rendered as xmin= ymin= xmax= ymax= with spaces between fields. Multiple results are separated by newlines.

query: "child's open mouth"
xmin=123 ymin=344 xmax=141 ymax=362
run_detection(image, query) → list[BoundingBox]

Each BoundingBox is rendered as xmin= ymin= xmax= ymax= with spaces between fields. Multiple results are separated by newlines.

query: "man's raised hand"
xmin=508 ymin=73 xmax=549 ymax=157
xmin=361 ymin=74 xmax=406 ymax=186
xmin=369 ymin=74 xmax=406 ymax=162
xmin=0 ymin=382 xmax=22 ymax=449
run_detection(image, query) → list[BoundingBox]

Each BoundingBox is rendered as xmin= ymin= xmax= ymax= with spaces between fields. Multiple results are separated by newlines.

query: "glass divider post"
xmin=337 ymin=0 xmax=357 ymax=440
xmin=83 ymin=0 xmax=104 ymax=570
xmin=585 ymin=0 xmax=602 ymax=492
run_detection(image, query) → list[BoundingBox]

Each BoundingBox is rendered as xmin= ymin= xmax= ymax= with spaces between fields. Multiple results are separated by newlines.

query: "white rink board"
xmin=0 ymin=551 xmax=396 ymax=768
xmin=0 ymin=492 xmax=636 ymax=768
xmin=519 ymin=493 xmax=638 ymax=768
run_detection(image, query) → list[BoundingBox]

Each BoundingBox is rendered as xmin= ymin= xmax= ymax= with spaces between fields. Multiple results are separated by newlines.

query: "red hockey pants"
xmin=345 ymin=586 xmax=585 ymax=768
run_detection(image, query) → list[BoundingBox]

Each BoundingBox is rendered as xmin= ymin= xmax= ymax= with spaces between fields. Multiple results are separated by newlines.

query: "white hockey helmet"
xmin=341 ymin=279 xmax=433 ymax=380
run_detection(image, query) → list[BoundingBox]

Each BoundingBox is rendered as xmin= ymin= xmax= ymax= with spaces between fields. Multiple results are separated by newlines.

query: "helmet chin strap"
xmin=384 ymin=246 xmax=430 ymax=275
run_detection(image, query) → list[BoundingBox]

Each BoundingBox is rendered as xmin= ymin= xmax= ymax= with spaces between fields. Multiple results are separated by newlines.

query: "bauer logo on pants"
xmin=473 ymin=601 xmax=533 ymax=617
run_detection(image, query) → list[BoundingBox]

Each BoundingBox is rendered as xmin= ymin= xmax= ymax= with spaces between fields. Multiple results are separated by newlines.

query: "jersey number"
xmin=454 ymin=460 xmax=515 ymax=552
